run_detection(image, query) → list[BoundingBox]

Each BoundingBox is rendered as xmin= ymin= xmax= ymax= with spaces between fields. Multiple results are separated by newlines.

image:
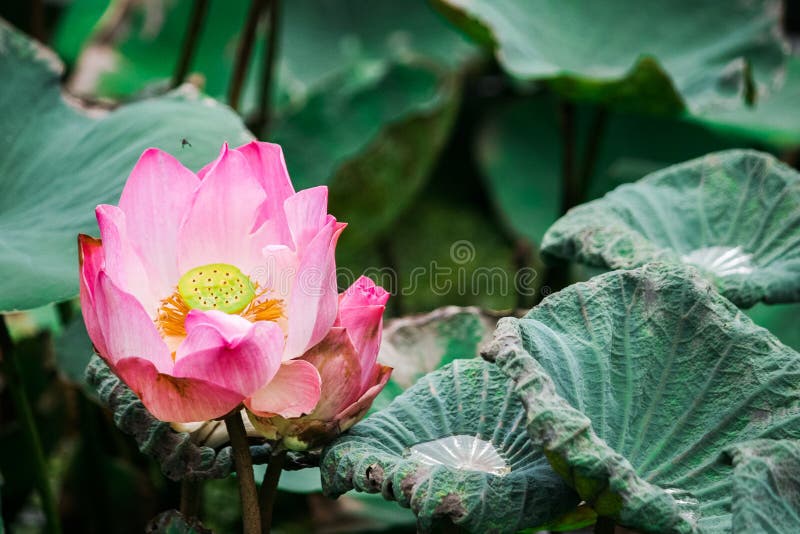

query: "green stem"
xmin=251 ymin=0 xmax=280 ymax=136
xmin=0 ymin=315 xmax=61 ymax=534
xmin=171 ymin=0 xmax=210 ymax=88
xmin=179 ymin=478 xmax=201 ymax=519
xmin=558 ymin=100 xmax=578 ymax=215
xmin=229 ymin=0 xmax=268 ymax=112
xmin=577 ymin=107 xmax=608 ymax=197
xmin=224 ymin=411 xmax=261 ymax=534
xmin=259 ymin=449 xmax=286 ymax=534
xmin=594 ymin=516 xmax=616 ymax=534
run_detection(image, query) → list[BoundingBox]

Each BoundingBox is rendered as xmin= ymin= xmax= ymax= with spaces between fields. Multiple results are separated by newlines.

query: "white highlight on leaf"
xmin=407 ymin=435 xmax=510 ymax=476
xmin=682 ymin=246 xmax=755 ymax=276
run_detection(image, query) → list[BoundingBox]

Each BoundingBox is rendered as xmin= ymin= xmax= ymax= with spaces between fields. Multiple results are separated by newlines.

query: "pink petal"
xmin=339 ymin=304 xmax=386 ymax=390
xmin=174 ymin=310 xmax=283 ymax=396
xmin=234 ymin=141 xmax=295 ymax=198
xmin=78 ymin=234 xmax=107 ymax=356
xmin=283 ymin=186 xmax=329 ymax=253
xmin=115 ymin=356 xmax=244 ymax=422
xmin=338 ymin=276 xmax=390 ymax=309
xmin=118 ymin=148 xmax=200 ymax=295
xmin=96 ymin=205 xmax=160 ymax=316
xmin=253 ymin=244 xmax=298 ymax=300
xmin=93 ymin=272 xmax=173 ymax=373
xmin=337 ymin=276 xmax=389 ymax=389
xmin=333 ymin=364 xmax=392 ymax=433
xmin=301 ymin=327 xmax=362 ymax=420
xmin=177 ymin=144 xmax=266 ymax=276
xmin=284 ymin=216 xmax=345 ymax=358
xmin=245 ymin=359 xmax=321 ymax=418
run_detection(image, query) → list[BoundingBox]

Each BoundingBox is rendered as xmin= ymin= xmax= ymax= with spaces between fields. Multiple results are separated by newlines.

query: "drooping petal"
xmin=96 ymin=204 xmax=160 ymax=316
xmin=283 ymin=216 xmax=345 ymax=358
xmin=177 ymin=144 xmax=266 ymax=275
xmin=300 ymin=327 xmax=362 ymax=420
xmin=115 ymin=356 xmax=244 ymax=422
xmin=333 ymin=364 xmax=392 ymax=433
xmin=245 ymin=359 xmax=322 ymax=418
xmin=173 ymin=310 xmax=283 ymax=396
xmin=78 ymin=234 xmax=107 ymax=356
xmin=93 ymin=272 xmax=173 ymax=373
xmin=118 ymin=148 xmax=200 ymax=295
xmin=283 ymin=186 xmax=329 ymax=253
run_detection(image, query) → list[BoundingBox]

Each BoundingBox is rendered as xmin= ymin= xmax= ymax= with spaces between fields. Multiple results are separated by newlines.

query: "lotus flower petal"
xmin=118 ymin=148 xmax=200 ymax=295
xmin=115 ymin=356 xmax=244 ymax=422
xmin=174 ymin=310 xmax=284 ymax=396
xmin=284 ymin=216 xmax=345 ymax=358
xmin=177 ymin=144 xmax=267 ymax=275
xmin=245 ymin=359 xmax=322 ymax=418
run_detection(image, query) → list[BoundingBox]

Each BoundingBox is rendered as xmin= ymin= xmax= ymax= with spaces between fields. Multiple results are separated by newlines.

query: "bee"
xmin=181 ymin=138 xmax=192 ymax=148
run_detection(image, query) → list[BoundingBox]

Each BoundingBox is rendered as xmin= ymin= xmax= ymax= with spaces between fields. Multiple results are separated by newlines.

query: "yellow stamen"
xmin=156 ymin=282 xmax=282 ymax=339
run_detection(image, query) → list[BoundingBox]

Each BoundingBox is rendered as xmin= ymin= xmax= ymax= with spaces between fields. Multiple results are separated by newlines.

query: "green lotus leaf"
xmin=695 ymin=57 xmax=800 ymax=150
xmin=85 ymin=356 xmax=273 ymax=481
xmin=541 ymin=150 xmax=800 ymax=308
xmin=379 ymin=306 xmax=500 ymax=388
xmin=370 ymin=306 xmax=500 ymax=413
xmin=437 ymin=0 xmax=788 ymax=114
xmin=484 ymin=263 xmax=800 ymax=533
xmin=476 ymin=95 xmax=743 ymax=245
xmin=321 ymin=359 xmax=579 ymax=533
xmin=0 ymin=19 xmax=252 ymax=312
xmin=723 ymin=439 xmax=800 ymax=533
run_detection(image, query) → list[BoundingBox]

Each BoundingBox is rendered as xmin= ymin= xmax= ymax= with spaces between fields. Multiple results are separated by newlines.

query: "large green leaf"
xmin=476 ymin=95 xmax=747 ymax=245
xmin=723 ymin=440 xmax=800 ymax=533
xmin=541 ymin=150 xmax=800 ymax=308
xmin=694 ymin=56 xmax=800 ymax=150
xmin=371 ymin=306 xmax=500 ymax=413
xmin=484 ymin=263 xmax=800 ymax=533
xmin=321 ymin=359 xmax=579 ymax=533
xmin=438 ymin=0 xmax=788 ymax=114
xmin=0 ymin=19 xmax=252 ymax=312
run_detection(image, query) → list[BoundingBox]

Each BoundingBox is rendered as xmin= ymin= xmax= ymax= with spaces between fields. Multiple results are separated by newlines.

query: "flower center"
xmin=155 ymin=264 xmax=283 ymax=340
xmin=177 ymin=263 xmax=256 ymax=314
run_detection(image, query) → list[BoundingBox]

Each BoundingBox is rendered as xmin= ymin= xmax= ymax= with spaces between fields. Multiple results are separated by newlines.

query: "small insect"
xmin=181 ymin=138 xmax=192 ymax=148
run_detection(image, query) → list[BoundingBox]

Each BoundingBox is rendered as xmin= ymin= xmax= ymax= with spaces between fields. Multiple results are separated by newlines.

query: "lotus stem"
xmin=259 ymin=448 xmax=286 ymax=533
xmin=229 ymin=0 xmax=269 ymax=112
xmin=578 ymin=106 xmax=608 ymax=195
xmin=179 ymin=478 xmax=201 ymax=519
xmin=558 ymin=99 xmax=578 ymax=215
xmin=171 ymin=0 xmax=210 ymax=89
xmin=224 ymin=411 xmax=261 ymax=534
xmin=252 ymin=0 xmax=280 ymax=137
xmin=0 ymin=315 xmax=62 ymax=534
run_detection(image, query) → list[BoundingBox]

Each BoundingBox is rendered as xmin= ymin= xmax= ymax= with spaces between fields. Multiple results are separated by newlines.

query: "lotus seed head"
xmin=177 ymin=263 xmax=255 ymax=314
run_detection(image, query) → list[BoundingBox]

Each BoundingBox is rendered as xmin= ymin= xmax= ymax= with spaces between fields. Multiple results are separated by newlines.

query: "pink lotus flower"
xmin=248 ymin=276 xmax=392 ymax=450
xmin=79 ymin=141 xmax=344 ymax=422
